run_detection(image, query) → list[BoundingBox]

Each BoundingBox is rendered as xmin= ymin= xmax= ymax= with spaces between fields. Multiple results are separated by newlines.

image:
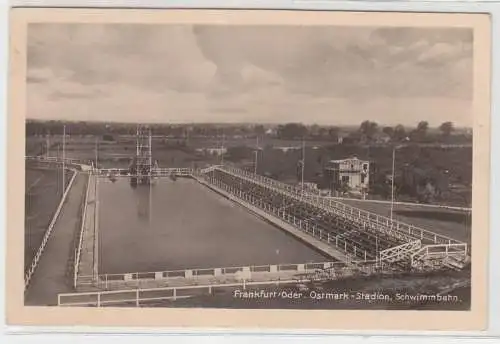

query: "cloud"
xmin=26 ymin=24 xmax=473 ymax=126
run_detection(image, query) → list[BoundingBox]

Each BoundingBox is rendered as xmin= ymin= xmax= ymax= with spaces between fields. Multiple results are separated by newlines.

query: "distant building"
xmin=195 ymin=147 xmax=227 ymax=156
xmin=323 ymin=156 xmax=370 ymax=193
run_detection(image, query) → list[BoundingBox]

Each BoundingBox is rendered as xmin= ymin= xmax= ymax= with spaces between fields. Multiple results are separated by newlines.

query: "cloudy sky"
xmin=27 ymin=24 xmax=473 ymax=127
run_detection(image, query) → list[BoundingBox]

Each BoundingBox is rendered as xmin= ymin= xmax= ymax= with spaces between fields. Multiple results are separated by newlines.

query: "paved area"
xmin=25 ymin=173 xmax=88 ymax=306
xmin=76 ymin=174 xmax=96 ymax=285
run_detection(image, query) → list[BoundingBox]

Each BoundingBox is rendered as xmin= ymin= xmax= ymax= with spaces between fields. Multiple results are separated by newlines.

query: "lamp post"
xmin=254 ymin=136 xmax=259 ymax=175
xmin=254 ymin=150 xmax=258 ymax=175
xmin=390 ymin=139 xmax=409 ymax=221
xmin=390 ymin=146 xmax=396 ymax=221
xmin=301 ymin=139 xmax=305 ymax=195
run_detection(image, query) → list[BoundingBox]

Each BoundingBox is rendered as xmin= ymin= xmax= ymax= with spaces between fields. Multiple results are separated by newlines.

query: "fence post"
xmin=97 ymin=293 xmax=101 ymax=307
xmin=136 ymin=289 xmax=140 ymax=307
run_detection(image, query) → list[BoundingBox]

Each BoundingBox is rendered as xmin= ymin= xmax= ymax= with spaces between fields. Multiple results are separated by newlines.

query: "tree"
xmin=277 ymin=123 xmax=308 ymax=140
xmin=393 ymin=124 xmax=407 ymax=142
xmin=328 ymin=127 xmax=340 ymax=141
xmin=339 ymin=180 xmax=351 ymax=195
xmin=410 ymin=121 xmax=429 ymax=142
xmin=359 ymin=121 xmax=379 ymax=141
xmin=439 ymin=121 xmax=454 ymax=137
xmin=382 ymin=126 xmax=394 ymax=139
xmin=254 ymin=124 xmax=265 ymax=136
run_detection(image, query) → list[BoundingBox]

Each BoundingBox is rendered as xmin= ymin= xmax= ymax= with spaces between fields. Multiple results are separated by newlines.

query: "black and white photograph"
xmin=10 ymin=8 xmax=491 ymax=329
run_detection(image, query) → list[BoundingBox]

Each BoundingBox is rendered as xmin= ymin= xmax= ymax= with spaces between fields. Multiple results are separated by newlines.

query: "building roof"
xmin=328 ymin=156 xmax=369 ymax=164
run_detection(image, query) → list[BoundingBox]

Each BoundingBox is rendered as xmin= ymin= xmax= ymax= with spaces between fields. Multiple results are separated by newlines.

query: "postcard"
xmin=7 ymin=8 xmax=491 ymax=331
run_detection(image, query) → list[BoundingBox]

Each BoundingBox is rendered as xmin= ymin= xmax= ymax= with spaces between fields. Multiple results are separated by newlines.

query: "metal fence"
xmin=199 ymin=176 xmax=372 ymax=264
xmin=25 ymin=170 xmax=78 ymax=289
xmin=59 ymin=279 xmax=305 ymax=307
xmin=219 ymin=166 xmax=464 ymax=246
xmin=73 ymin=173 xmax=91 ymax=288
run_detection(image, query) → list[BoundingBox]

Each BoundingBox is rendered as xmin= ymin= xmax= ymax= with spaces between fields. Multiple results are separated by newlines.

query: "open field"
xmin=98 ymin=178 xmax=329 ymax=275
xmin=25 ymin=167 xmax=73 ymax=271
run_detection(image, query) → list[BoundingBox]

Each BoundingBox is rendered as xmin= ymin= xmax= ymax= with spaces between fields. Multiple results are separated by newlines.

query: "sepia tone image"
xmin=20 ymin=14 xmax=482 ymax=316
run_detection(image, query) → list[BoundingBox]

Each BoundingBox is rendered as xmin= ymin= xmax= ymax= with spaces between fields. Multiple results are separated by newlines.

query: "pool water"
xmin=97 ymin=177 xmax=328 ymax=274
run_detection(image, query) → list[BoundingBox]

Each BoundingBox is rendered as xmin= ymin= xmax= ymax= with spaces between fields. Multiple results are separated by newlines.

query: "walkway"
xmin=24 ymin=173 xmax=88 ymax=306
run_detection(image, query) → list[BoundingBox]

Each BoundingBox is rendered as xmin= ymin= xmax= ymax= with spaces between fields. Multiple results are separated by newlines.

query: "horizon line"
xmin=25 ymin=118 xmax=471 ymax=129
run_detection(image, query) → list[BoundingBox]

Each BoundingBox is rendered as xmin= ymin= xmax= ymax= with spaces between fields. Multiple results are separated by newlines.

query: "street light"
xmin=254 ymin=136 xmax=259 ymax=175
xmin=254 ymin=150 xmax=258 ymax=175
xmin=300 ymin=139 xmax=305 ymax=195
xmin=390 ymin=139 xmax=409 ymax=221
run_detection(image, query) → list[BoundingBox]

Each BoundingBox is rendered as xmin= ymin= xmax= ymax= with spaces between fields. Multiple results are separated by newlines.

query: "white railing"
xmin=96 ymin=167 xmax=193 ymax=177
xmin=25 ymin=170 xmax=78 ymax=289
xmin=379 ymin=240 xmax=422 ymax=263
xmin=325 ymin=196 xmax=471 ymax=212
xmin=210 ymin=167 xmax=416 ymax=245
xmin=201 ymin=175 xmax=382 ymax=264
xmin=25 ymin=155 xmax=88 ymax=165
xmin=59 ymin=279 xmax=305 ymax=307
xmin=73 ymin=173 xmax=91 ymax=288
xmin=410 ymin=243 xmax=468 ymax=269
xmin=60 ymin=263 xmax=399 ymax=307
xmin=215 ymin=166 xmax=465 ymax=246
xmin=77 ymin=261 xmax=346 ymax=288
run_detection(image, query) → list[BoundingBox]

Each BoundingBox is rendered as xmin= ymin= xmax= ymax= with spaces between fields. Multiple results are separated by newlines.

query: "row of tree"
xmin=25 ymin=119 xmax=465 ymax=144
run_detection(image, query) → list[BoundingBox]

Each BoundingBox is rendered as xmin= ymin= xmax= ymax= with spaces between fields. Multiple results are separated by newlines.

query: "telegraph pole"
xmin=95 ymin=136 xmax=99 ymax=172
xmin=254 ymin=151 xmax=258 ymax=175
xmin=220 ymin=131 xmax=225 ymax=165
xmin=46 ymin=131 xmax=50 ymax=158
xmin=254 ymin=136 xmax=259 ymax=175
xmin=301 ymin=139 xmax=305 ymax=194
xmin=390 ymin=146 xmax=395 ymax=221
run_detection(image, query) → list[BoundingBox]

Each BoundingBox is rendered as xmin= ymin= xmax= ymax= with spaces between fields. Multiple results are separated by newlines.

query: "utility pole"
xmin=95 ymin=136 xmax=99 ymax=172
xmin=46 ymin=131 xmax=50 ymax=158
xmin=301 ymin=139 xmax=305 ymax=194
xmin=254 ymin=151 xmax=258 ymax=175
xmin=254 ymin=136 xmax=259 ymax=175
xmin=390 ymin=146 xmax=395 ymax=221
xmin=148 ymin=127 xmax=152 ymax=177
xmin=220 ymin=129 xmax=225 ymax=166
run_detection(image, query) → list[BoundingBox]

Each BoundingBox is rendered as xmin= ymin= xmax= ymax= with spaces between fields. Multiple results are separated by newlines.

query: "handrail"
xmin=202 ymin=174 xmax=380 ymax=263
xmin=77 ymin=260 xmax=347 ymax=283
xmin=25 ymin=170 xmax=78 ymax=289
xmin=73 ymin=173 xmax=91 ymax=288
xmin=216 ymin=166 xmax=465 ymax=246
xmin=379 ymin=240 xmax=421 ymax=263
xmin=410 ymin=243 xmax=468 ymax=268
xmin=59 ymin=279 xmax=306 ymax=306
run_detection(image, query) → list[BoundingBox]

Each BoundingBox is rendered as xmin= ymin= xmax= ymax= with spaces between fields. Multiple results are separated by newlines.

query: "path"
xmin=24 ymin=173 xmax=88 ymax=306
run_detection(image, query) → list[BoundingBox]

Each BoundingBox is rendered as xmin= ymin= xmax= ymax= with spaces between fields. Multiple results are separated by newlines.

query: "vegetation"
xmin=25 ymin=119 xmax=472 ymax=206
